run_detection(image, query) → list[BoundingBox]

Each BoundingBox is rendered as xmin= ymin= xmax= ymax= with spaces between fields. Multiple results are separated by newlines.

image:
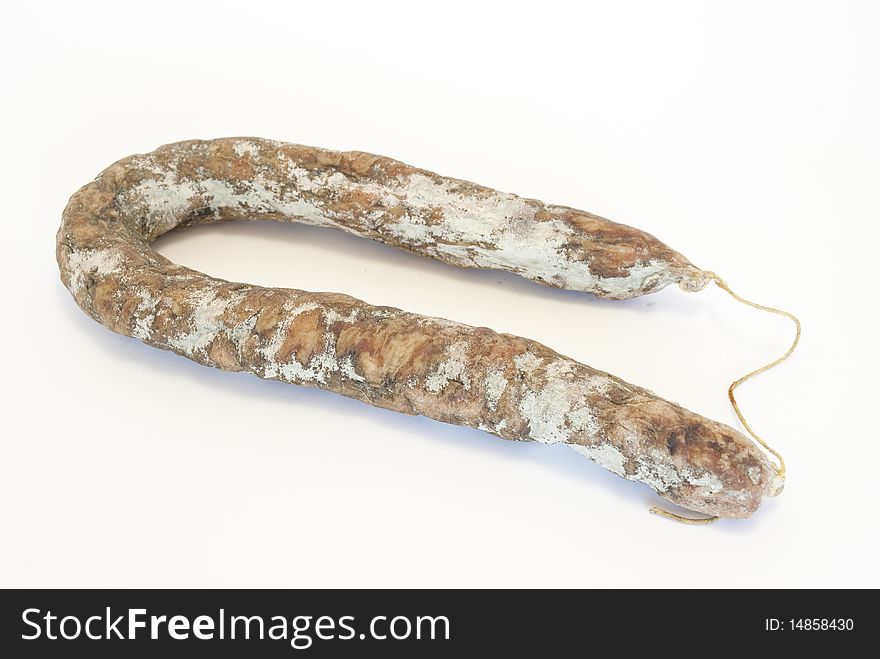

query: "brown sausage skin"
xmin=56 ymin=138 xmax=777 ymax=518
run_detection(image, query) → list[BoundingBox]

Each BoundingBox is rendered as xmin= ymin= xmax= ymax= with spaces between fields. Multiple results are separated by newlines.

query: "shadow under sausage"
xmin=55 ymin=282 xmax=662 ymax=518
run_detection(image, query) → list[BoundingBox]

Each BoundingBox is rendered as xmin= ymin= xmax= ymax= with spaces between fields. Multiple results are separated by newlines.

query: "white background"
xmin=2 ymin=1 xmax=878 ymax=588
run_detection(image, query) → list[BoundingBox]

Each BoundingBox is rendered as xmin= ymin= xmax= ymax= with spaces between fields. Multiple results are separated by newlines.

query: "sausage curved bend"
xmin=56 ymin=137 xmax=780 ymax=518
